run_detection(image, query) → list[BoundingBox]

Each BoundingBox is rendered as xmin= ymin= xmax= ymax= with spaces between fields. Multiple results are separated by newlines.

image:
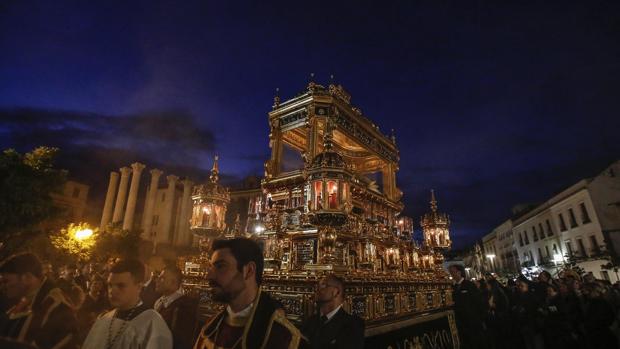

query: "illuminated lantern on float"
xmin=190 ymin=156 xmax=230 ymax=258
xmin=421 ymin=190 xmax=451 ymax=265
xmin=304 ymin=116 xmax=353 ymax=266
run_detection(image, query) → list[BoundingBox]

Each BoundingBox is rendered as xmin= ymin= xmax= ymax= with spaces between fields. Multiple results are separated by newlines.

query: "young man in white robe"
xmin=83 ymin=259 xmax=172 ymax=349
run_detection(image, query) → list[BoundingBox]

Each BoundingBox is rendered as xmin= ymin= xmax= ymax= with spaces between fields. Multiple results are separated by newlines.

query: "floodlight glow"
xmin=75 ymin=228 xmax=93 ymax=240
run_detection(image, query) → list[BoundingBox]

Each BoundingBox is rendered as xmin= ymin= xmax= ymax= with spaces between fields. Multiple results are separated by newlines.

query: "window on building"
xmin=580 ymin=203 xmax=591 ymax=224
xmin=565 ymin=241 xmax=573 ymax=257
xmin=532 ymin=227 xmax=538 ymax=241
xmin=546 ymin=220 xmax=554 ymax=236
xmin=519 ymin=233 xmax=524 ymax=247
xmin=558 ymin=214 xmax=567 ymax=231
xmin=553 ymin=244 xmax=558 ymax=254
xmin=524 ymin=231 xmax=530 ymax=245
xmin=577 ymin=238 xmax=587 ymax=257
xmin=538 ymin=223 xmax=545 ymax=239
xmin=590 ymin=235 xmax=601 ymax=254
xmin=601 ymin=271 xmax=610 ymax=281
xmin=152 ymin=215 xmax=159 ymax=225
xmin=72 ymin=187 xmax=80 ymax=198
xmin=538 ymin=248 xmax=543 ymax=263
xmin=529 ymin=251 xmax=535 ymax=264
xmin=545 ymin=245 xmax=550 ymax=257
xmin=568 ymin=209 xmax=578 ymax=228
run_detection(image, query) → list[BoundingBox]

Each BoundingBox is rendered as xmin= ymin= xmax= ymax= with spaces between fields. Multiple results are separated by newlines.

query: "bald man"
xmin=301 ymin=275 xmax=365 ymax=349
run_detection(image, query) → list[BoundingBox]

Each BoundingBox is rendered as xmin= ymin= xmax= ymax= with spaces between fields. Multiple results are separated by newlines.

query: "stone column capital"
xmin=119 ymin=166 xmax=131 ymax=176
xmin=131 ymin=162 xmax=146 ymax=173
xmin=110 ymin=171 xmax=119 ymax=178
xmin=150 ymin=168 xmax=163 ymax=177
xmin=167 ymin=175 xmax=179 ymax=184
xmin=181 ymin=179 xmax=193 ymax=187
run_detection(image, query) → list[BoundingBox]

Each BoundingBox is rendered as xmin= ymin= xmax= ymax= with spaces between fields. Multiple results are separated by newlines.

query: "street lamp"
xmin=75 ymin=228 xmax=93 ymax=241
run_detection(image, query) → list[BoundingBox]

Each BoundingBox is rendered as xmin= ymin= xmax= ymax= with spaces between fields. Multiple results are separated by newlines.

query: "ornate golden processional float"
xmin=184 ymin=81 xmax=460 ymax=348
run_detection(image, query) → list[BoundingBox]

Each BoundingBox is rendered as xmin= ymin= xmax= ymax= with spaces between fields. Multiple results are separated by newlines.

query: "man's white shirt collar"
xmin=226 ymin=302 xmax=253 ymax=320
xmin=322 ymin=304 xmax=342 ymax=323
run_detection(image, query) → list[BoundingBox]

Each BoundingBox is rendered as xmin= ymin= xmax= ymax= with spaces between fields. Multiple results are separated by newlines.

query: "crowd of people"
xmin=0 ymin=238 xmax=364 ymax=349
xmin=2 ymin=238 xmax=620 ymax=349
xmin=448 ymin=264 xmax=620 ymax=349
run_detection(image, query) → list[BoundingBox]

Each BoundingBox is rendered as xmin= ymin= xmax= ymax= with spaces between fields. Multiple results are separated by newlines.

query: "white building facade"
xmin=513 ymin=161 xmax=620 ymax=282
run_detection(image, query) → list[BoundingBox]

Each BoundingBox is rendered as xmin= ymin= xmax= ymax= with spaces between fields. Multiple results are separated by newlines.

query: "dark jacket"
xmin=140 ymin=278 xmax=161 ymax=309
xmin=156 ymin=294 xmax=198 ymax=349
xmin=452 ymin=279 xmax=485 ymax=348
xmin=0 ymin=279 xmax=78 ymax=349
xmin=301 ymin=307 xmax=365 ymax=349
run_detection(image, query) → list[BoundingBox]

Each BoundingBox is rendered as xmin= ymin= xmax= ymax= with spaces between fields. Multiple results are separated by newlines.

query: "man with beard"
xmin=82 ymin=259 xmax=172 ymax=348
xmin=0 ymin=253 xmax=78 ymax=348
xmin=301 ymin=275 xmax=364 ymax=349
xmin=154 ymin=265 xmax=197 ymax=349
xmin=193 ymin=238 xmax=303 ymax=349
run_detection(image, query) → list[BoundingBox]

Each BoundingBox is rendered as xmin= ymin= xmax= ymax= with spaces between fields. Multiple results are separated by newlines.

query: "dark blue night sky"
xmin=1 ymin=1 xmax=619 ymax=248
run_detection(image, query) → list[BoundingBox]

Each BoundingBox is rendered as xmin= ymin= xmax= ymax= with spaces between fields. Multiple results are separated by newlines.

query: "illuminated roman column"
xmin=160 ymin=175 xmax=178 ymax=243
xmin=141 ymin=169 xmax=162 ymax=238
xmin=122 ymin=162 xmax=145 ymax=231
xmin=112 ymin=166 xmax=131 ymax=223
xmin=100 ymin=171 xmax=119 ymax=230
xmin=178 ymin=179 xmax=194 ymax=246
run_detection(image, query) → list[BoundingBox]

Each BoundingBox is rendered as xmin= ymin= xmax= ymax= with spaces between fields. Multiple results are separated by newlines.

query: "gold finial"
xmin=273 ymin=87 xmax=280 ymax=110
xmin=391 ymin=128 xmax=396 ymax=143
xmin=210 ymin=155 xmax=219 ymax=183
xmin=308 ymin=73 xmax=317 ymax=92
xmin=430 ymin=189 xmax=437 ymax=212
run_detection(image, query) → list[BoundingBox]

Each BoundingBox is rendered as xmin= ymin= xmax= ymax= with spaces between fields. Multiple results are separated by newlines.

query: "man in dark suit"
xmin=154 ymin=265 xmax=198 ymax=349
xmin=448 ymin=264 xmax=486 ymax=349
xmin=301 ymin=274 xmax=365 ymax=349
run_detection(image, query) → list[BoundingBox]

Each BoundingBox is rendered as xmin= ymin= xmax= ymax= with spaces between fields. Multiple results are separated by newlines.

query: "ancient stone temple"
xmin=185 ymin=80 xmax=459 ymax=348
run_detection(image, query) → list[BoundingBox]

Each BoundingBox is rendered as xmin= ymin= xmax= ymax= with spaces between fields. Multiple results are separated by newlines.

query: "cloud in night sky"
xmin=1 ymin=1 xmax=619 ymax=248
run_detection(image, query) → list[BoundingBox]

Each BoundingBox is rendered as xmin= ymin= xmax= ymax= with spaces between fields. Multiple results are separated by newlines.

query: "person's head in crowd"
xmin=448 ymin=265 xmax=466 ymax=282
xmin=558 ymin=280 xmax=569 ymax=296
xmin=59 ymin=264 xmax=77 ymax=281
xmin=538 ymin=271 xmax=551 ymax=283
xmin=507 ymin=279 xmax=517 ymax=290
xmin=316 ymin=274 xmax=345 ymax=309
xmin=546 ymin=284 xmax=559 ymax=299
xmin=582 ymin=283 xmax=605 ymax=299
xmin=583 ymin=272 xmax=596 ymax=284
xmin=156 ymin=265 xmax=183 ymax=296
xmin=207 ymin=238 xmax=264 ymax=309
xmin=42 ymin=262 xmax=55 ymax=281
xmin=107 ymin=259 xmax=145 ymax=311
xmin=516 ymin=277 xmax=529 ymax=293
xmin=89 ymin=274 xmax=106 ymax=298
xmin=566 ymin=277 xmax=581 ymax=294
xmin=0 ymin=253 xmax=44 ymax=301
